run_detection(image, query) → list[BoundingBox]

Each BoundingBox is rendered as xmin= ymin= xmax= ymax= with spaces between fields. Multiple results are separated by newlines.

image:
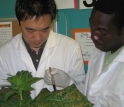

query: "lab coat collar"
xmin=93 ymin=46 xmax=124 ymax=64
xmin=15 ymin=33 xmax=24 ymax=50
xmin=45 ymin=30 xmax=57 ymax=49
xmin=92 ymin=48 xmax=106 ymax=77
xmin=37 ymin=30 xmax=57 ymax=67
xmin=113 ymin=46 xmax=124 ymax=62
xmin=92 ymin=48 xmax=105 ymax=62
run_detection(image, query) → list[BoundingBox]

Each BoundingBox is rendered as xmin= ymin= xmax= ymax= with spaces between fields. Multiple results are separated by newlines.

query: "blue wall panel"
xmin=57 ymin=9 xmax=92 ymax=37
xmin=0 ymin=0 xmax=16 ymax=18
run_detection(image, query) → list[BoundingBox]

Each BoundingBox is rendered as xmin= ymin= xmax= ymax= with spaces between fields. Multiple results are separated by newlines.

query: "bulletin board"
xmin=0 ymin=20 xmax=21 ymax=47
xmin=12 ymin=20 xmax=21 ymax=36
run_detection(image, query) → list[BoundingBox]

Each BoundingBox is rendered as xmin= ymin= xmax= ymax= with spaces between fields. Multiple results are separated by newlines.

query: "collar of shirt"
xmin=22 ymin=37 xmax=47 ymax=70
xmin=22 ymin=37 xmax=47 ymax=53
xmin=103 ymin=46 xmax=124 ymax=70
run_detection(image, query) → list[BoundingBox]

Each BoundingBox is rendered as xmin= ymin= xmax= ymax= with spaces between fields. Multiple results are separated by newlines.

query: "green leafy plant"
xmin=0 ymin=84 xmax=93 ymax=107
xmin=3 ymin=70 xmax=42 ymax=106
xmin=0 ymin=70 xmax=93 ymax=107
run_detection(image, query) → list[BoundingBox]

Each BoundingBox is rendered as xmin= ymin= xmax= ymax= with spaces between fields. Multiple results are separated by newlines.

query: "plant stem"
xmin=19 ymin=90 xmax=23 ymax=106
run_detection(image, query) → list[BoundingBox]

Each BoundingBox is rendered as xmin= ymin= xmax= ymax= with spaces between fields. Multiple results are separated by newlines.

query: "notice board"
xmin=12 ymin=20 xmax=21 ymax=36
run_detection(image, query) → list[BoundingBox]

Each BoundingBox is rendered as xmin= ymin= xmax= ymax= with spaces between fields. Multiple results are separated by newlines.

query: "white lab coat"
xmin=84 ymin=47 xmax=124 ymax=107
xmin=0 ymin=30 xmax=85 ymax=99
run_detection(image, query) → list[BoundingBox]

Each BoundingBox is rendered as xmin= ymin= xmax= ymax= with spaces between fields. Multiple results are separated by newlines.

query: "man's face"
xmin=89 ymin=9 xmax=124 ymax=53
xmin=20 ymin=14 xmax=51 ymax=49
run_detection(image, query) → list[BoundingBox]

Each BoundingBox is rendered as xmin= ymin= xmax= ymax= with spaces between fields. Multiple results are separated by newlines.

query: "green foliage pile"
xmin=0 ymin=71 xmax=93 ymax=107
xmin=30 ymin=84 xmax=93 ymax=107
xmin=0 ymin=86 xmax=31 ymax=107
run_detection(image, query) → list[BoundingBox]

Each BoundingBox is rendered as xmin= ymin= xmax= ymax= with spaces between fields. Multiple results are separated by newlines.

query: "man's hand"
xmin=44 ymin=68 xmax=71 ymax=88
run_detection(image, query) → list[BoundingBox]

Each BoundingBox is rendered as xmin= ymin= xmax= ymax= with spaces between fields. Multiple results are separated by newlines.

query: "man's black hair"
xmin=15 ymin=0 xmax=57 ymax=22
xmin=93 ymin=0 xmax=124 ymax=30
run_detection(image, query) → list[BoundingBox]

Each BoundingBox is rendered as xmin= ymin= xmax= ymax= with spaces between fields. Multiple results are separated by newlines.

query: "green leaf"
xmin=4 ymin=91 xmax=17 ymax=101
xmin=0 ymin=87 xmax=31 ymax=107
xmin=21 ymin=85 xmax=34 ymax=91
xmin=22 ymin=96 xmax=32 ymax=105
xmin=24 ymin=77 xmax=42 ymax=85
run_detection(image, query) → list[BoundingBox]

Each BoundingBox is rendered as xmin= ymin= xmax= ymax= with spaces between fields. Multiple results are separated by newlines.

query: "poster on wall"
xmin=72 ymin=28 xmax=95 ymax=64
xmin=55 ymin=0 xmax=74 ymax=9
xmin=79 ymin=0 xmax=97 ymax=9
xmin=0 ymin=22 xmax=12 ymax=46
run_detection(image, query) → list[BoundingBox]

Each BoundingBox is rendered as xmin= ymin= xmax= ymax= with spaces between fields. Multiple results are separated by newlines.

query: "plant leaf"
xmin=21 ymin=86 xmax=34 ymax=91
xmin=4 ymin=91 xmax=17 ymax=101
xmin=24 ymin=77 xmax=42 ymax=85
xmin=22 ymin=96 xmax=32 ymax=105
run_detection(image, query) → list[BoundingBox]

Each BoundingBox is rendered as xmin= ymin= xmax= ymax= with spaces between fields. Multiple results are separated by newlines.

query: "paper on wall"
xmin=55 ymin=0 xmax=74 ymax=9
xmin=79 ymin=0 xmax=96 ymax=9
xmin=75 ymin=32 xmax=94 ymax=61
xmin=0 ymin=22 xmax=12 ymax=47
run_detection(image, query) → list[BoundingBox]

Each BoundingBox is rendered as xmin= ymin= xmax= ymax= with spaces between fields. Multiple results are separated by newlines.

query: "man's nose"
xmin=91 ymin=29 xmax=100 ymax=41
xmin=34 ymin=31 xmax=42 ymax=40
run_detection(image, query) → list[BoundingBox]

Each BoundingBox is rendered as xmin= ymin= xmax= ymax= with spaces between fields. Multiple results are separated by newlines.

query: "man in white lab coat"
xmin=0 ymin=0 xmax=85 ymax=99
xmin=83 ymin=0 xmax=124 ymax=106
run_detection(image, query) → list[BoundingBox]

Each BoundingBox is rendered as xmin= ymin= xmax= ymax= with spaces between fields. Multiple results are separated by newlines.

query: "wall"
xmin=57 ymin=9 xmax=92 ymax=37
xmin=0 ymin=0 xmax=16 ymax=19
